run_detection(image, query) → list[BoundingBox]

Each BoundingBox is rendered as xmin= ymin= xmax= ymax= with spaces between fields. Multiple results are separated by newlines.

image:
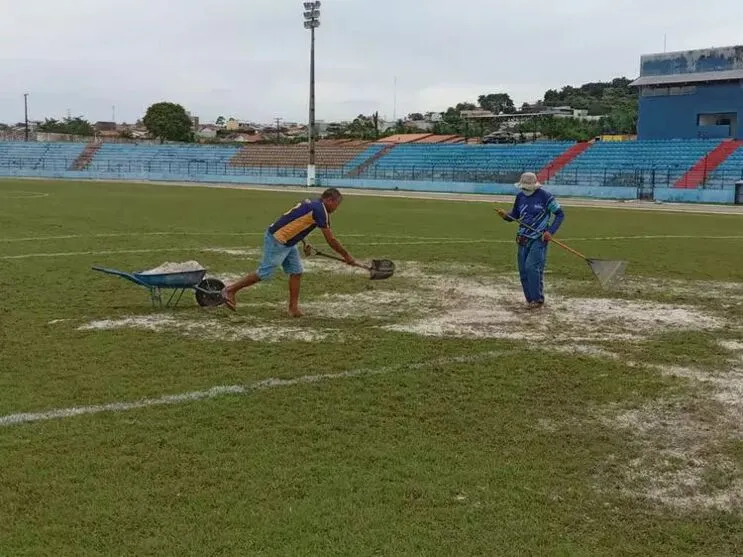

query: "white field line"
xmin=0 ymin=232 xmax=264 ymax=243
xmin=1 ymin=232 xmax=447 ymax=243
xmin=0 ymin=350 xmax=507 ymax=428
xmin=1 ymin=247 xmax=203 ymax=260
xmin=0 ymin=232 xmax=540 ymax=244
xmin=0 ymin=190 xmax=50 ymax=199
xmin=3 ymin=235 xmax=742 ymax=260
xmin=14 ymin=176 xmax=742 ymax=216
xmin=6 ymin=177 xmax=743 ymax=215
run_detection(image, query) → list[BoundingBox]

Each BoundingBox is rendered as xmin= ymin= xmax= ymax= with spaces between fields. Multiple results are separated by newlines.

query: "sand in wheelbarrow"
xmin=139 ymin=261 xmax=206 ymax=275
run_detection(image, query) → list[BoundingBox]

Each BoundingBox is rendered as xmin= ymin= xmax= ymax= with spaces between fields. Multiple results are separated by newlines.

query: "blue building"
xmin=631 ymin=45 xmax=743 ymax=140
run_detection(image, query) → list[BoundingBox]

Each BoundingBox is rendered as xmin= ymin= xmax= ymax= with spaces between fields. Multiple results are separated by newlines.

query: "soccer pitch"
xmin=1 ymin=178 xmax=742 ymax=556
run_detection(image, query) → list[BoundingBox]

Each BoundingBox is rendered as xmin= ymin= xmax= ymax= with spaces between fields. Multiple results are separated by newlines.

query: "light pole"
xmin=303 ymin=1 xmax=320 ymax=187
xmin=24 ymin=93 xmax=29 ymax=142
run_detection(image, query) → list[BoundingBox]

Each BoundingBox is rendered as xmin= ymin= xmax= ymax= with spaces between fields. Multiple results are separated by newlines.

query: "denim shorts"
xmin=256 ymin=230 xmax=303 ymax=280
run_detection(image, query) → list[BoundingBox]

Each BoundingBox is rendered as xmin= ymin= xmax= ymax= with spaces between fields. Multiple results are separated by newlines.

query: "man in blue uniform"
xmin=496 ymin=172 xmax=564 ymax=309
xmin=221 ymin=187 xmax=355 ymax=316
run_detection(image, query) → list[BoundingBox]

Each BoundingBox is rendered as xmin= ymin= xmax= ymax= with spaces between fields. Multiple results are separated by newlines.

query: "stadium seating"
xmin=362 ymin=142 xmax=574 ymax=182
xmin=1 ymin=140 xmax=741 ymax=195
xmin=0 ymin=141 xmax=86 ymax=171
xmin=229 ymin=142 xmax=374 ymax=178
xmin=86 ymin=144 xmax=240 ymax=175
xmin=706 ymin=144 xmax=743 ymax=188
xmin=551 ymin=139 xmax=725 ymax=188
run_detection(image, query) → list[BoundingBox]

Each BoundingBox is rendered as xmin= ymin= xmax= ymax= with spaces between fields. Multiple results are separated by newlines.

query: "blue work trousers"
xmin=517 ymin=237 xmax=548 ymax=303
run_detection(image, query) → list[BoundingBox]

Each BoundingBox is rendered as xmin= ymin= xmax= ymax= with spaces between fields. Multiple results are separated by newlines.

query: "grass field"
xmin=1 ymin=178 xmax=742 ymax=556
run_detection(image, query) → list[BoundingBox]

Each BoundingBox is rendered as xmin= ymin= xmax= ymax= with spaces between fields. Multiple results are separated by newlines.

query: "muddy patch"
xmin=78 ymin=314 xmax=335 ymax=343
xmin=602 ymin=394 xmax=743 ymax=512
xmin=383 ymin=273 xmax=725 ymax=342
xmin=617 ymin=277 xmax=743 ymax=302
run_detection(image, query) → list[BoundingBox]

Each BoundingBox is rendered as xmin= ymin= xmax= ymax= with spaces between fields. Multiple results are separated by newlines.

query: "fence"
xmin=1 ymin=157 xmax=742 ymax=189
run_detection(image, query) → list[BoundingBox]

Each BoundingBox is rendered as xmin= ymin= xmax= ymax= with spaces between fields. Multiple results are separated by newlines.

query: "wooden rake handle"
xmin=494 ymin=207 xmax=587 ymax=261
xmin=301 ymin=240 xmax=371 ymax=271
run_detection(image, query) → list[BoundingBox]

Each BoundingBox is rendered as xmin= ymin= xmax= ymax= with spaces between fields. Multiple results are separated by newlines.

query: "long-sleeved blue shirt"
xmin=505 ymin=188 xmax=565 ymax=239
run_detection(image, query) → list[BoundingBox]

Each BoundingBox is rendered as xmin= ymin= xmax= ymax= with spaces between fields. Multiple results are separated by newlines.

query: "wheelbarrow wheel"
xmin=195 ymin=278 xmax=226 ymax=307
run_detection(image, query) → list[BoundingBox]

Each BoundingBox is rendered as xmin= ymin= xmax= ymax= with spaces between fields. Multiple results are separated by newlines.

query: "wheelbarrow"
xmin=91 ymin=266 xmax=225 ymax=308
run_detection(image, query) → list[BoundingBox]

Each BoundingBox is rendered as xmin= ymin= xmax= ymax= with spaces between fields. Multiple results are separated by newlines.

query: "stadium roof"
xmin=630 ymin=69 xmax=743 ymax=87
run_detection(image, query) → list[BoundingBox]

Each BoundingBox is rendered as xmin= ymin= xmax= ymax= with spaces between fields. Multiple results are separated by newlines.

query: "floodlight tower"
xmin=24 ymin=93 xmax=29 ymax=142
xmin=303 ymin=1 xmax=320 ymax=187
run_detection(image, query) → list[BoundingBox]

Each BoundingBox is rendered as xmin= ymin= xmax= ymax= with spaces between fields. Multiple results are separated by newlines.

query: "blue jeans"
xmin=256 ymin=230 xmax=303 ymax=280
xmin=517 ymin=237 xmax=548 ymax=303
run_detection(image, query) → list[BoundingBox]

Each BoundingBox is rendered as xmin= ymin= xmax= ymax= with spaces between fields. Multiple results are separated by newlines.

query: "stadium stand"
xmin=1 ymin=140 xmax=741 ymax=199
xmin=344 ymin=144 xmax=388 ymax=176
xmin=550 ymin=139 xmax=727 ymax=188
xmin=360 ymin=142 xmax=574 ymax=182
xmin=71 ymin=143 xmax=102 ymax=170
xmin=674 ymin=139 xmax=743 ymax=188
xmin=706 ymin=141 xmax=743 ymax=187
xmin=229 ymin=141 xmax=372 ymax=175
xmin=86 ymin=143 xmax=240 ymax=175
xmin=536 ymin=142 xmax=592 ymax=182
xmin=0 ymin=141 xmax=86 ymax=171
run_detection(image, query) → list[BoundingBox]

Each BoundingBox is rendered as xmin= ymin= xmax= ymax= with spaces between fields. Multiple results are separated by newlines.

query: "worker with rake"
xmin=496 ymin=172 xmax=565 ymax=310
xmin=221 ymin=187 xmax=356 ymax=316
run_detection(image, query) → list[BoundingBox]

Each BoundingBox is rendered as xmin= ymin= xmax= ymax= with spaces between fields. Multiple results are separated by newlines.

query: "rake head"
xmin=587 ymin=259 xmax=627 ymax=289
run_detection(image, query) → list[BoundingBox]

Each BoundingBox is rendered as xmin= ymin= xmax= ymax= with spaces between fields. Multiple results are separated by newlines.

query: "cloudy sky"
xmin=0 ymin=0 xmax=741 ymax=126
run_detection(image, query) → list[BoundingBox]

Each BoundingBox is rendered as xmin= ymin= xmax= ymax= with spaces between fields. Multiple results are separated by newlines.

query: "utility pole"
xmin=393 ymin=76 xmax=397 ymax=122
xmin=303 ymin=1 xmax=321 ymax=187
xmin=275 ymin=117 xmax=283 ymax=144
xmin=23 ymin=93 xmax=29 ymax=142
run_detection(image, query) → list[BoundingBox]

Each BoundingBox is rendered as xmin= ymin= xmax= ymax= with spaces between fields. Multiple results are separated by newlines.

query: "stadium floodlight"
xmin=303 ymin=1 xmax=321 ymax=187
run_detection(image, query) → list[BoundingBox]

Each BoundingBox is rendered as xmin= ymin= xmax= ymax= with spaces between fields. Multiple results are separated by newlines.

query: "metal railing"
xmin=0 ymin=157 xmax=741 ymax=189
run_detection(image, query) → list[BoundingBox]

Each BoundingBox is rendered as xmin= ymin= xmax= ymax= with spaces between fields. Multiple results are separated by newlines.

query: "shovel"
xmin=303 ymin=242 xmax=395 ymax=280
xmin=496 ymin=207 xmax=627 ymax=289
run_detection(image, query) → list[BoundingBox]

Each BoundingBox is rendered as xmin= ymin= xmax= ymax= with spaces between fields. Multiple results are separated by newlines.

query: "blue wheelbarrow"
xmin=91 ymin=266 xmax=225 ymax=309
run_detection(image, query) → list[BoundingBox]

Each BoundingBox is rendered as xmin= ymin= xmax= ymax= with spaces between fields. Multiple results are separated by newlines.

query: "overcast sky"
xmin=0 ymin=0 xmax=741 ymax=125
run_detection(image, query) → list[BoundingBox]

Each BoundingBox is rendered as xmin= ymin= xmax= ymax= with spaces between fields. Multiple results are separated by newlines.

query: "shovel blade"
xmin=369 ymin=259 xmax=395 ymax=280
xmin=587 ymin=259 xmax=627 ymax=289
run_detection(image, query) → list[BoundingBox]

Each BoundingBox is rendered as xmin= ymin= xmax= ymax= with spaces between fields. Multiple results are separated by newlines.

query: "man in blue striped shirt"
xmin=497 ymin=172 xmax=565 ymax=309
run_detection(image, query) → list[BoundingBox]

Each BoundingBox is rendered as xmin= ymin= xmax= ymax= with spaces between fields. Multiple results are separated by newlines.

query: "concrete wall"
xmin=640 ymin=45 xmax=743 ymax=77
xmin=653 ymin=187 xmax=735 ymax=204
xmin=637 ymin=82 xmax=743 ymax=140
xmin=0 ymin=168 xmax=736 ymax=204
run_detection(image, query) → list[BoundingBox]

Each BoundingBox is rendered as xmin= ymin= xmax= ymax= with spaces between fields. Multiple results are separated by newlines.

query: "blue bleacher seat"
xmin=553 ymin=139 xmax=724 ymax=188
xmin=87 ymin=143 xmax=240 ymax=175
xmin=361 ymin=142 xmax=574 ymax=182
xmin=2 ymin=139 xmax=741 ymax=189
xmin=707 ymin=145 xmax=743 ymax=188
xmin=0 ymin=142 xmax=86 ymax=171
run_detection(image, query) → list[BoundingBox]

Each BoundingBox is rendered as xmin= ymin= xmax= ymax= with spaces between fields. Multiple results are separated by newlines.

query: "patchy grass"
xmin=0 ymin=178 xmax=742 ymax=556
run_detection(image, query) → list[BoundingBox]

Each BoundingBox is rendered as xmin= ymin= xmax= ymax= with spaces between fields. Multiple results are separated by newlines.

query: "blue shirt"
xmin=506 ymin=188 xmax=564 ymax=239
xmin=268 ymin=198 xmax=330 ymax=246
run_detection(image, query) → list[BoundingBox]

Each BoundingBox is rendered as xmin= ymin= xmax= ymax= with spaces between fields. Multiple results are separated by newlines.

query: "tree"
xmin=478 ymin=93 xmax=515 ymax=115
xmin=215 ymin=116 xmax=225 ymax=126
xmin=37 ymin=116 xmax=94 ymax=137
xmin=142 ymin=102 xmax=194 ymax=143
xmin=371 ymin=111 xmax=380 ymax=139
xmin=408 ymin=113 xmax=424 ymax=121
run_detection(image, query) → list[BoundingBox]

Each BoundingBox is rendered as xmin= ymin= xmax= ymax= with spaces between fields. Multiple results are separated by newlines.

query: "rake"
xmin=496 ymin=208 xmax=628 ymax=289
